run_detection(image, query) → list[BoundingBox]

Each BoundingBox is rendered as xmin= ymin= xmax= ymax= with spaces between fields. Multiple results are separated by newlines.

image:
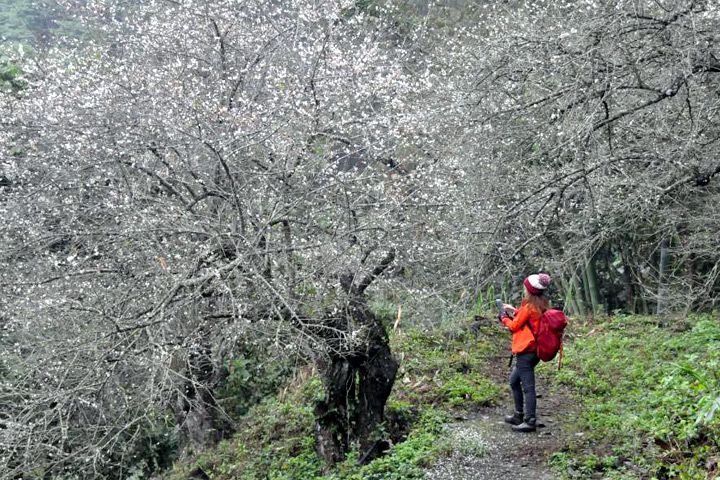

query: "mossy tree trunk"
xmin=173 ymin=330 xmax=229 ymax=449
xmin=314 ymin=296 xmax=398 ymax=466
xmin=313 ymin=252 xmax=399 ymax=466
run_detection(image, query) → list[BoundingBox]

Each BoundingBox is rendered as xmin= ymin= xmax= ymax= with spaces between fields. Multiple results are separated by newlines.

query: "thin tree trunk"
xmin=556 ymin=274 xmax=572 ymax=314
xmin=585 ymin=251 xmax=601 ymax=316
xmin=558 ymin=272 xmax=581 ymax=316
xmin=581 ymin=263 xmax=596 ymax=317
xmin=571 ymin=271 xmax=587 ymax=318
xmin=640 ymin=291 xmax=649 ymax=315
xmin=621 ymin=243 xmax=635 ymax=313
xmin=656 ymin=236 xmax=670 ymax=314
xmin=685 ymin=251 xmax=696 ymax=314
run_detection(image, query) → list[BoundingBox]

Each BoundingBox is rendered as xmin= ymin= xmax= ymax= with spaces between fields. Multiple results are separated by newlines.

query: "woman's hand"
xmin=502 ymin=303 xmax=516 ymax=314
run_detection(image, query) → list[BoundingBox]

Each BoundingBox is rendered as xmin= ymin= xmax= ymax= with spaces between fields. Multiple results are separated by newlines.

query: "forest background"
xmin=1 ymin=0 xmax=720 ymax=479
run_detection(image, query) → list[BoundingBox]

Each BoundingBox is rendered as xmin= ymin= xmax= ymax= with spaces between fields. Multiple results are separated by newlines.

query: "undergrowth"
xmin=160 ymin=311 xmax=720 ymax=480
xmin=547 ymin=314 xmax=720 ymax=480
xmin=161 ymin=316 xmax=502 ymax=480
xmin=390 ymin=325 xmax=501 ymax=407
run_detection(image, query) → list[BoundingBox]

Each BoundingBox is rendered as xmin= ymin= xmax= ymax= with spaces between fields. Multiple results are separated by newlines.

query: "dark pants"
xmin=510 ymin=352 xmax=540 ymax=420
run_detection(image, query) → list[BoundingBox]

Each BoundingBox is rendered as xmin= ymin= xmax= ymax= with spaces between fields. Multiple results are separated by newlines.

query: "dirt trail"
xmin=426 ymin=337 xmax=575 ymax=480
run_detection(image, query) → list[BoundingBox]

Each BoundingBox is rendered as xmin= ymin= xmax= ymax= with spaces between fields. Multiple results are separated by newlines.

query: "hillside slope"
xmin=154 ymin=313 xmax=720 ymax=480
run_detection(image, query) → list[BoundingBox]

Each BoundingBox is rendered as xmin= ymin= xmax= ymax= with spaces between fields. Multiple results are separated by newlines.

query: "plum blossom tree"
xmin=0 ymin=0 xmax=465 ymax=476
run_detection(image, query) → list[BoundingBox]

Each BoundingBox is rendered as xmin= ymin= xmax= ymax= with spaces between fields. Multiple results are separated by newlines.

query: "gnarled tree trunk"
xmin=173 ymin=330 xmax=228 ymax=450
xmin=314 ymin=252 xmax=399 ymax=466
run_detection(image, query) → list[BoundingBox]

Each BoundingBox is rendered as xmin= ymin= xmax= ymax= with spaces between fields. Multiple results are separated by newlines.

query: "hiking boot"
xmin=512 ymin=417 xmax=537 ymax=433
xmin=504 ymin=411 xmax=523 ymax=426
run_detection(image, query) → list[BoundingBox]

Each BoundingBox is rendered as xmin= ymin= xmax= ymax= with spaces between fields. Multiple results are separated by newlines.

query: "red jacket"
xmin=502 ymin=303 xmax=541 ymax=354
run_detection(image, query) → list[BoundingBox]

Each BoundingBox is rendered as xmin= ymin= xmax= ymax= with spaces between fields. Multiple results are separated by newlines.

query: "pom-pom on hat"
xmin=524 ymin=273 xmax=551 ymax=295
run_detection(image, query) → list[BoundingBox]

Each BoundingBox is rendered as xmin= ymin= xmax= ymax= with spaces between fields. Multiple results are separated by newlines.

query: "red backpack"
xmin=529 ymin=309 xmax=567 ymax=365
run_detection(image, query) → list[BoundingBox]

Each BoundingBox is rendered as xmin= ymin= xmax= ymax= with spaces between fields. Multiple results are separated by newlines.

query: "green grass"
xmin=164 ymin=388 xmax=322 ymax=480
xmin=548 ymin=314 xmax=720 ymax=479
xmin=331 ymin=408 xmax=452 ymax=480
xmin=389 ymin=325 xmax=502 ymax=408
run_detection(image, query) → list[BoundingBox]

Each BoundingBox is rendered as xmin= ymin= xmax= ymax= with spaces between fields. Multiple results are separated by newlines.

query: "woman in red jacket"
xmin=500 ymin=273 xmax=551 ymax=432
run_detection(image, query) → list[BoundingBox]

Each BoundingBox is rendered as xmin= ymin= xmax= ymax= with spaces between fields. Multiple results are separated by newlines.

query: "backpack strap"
xmin=525 ymin=309 xmax=542 ymax=351
xmin=557 ymin=343 xmax=564 ymax=370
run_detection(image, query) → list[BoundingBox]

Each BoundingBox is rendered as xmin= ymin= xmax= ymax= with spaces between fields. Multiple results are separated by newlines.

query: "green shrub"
xmin=215 ymin=353 xmax=292 ymax=421
xmin=0 ymin=55 xmax=27 ymax=93
xmin=391 ymin=323 xmax=499 ymax=407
